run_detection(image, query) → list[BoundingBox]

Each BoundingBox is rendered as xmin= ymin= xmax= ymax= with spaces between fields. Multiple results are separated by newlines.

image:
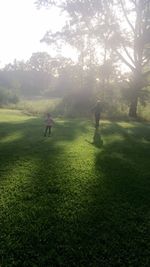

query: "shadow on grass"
xmin=93 ymin=127 xmax=103 ymax=148
xmin=0 ymin=117 xmax=91 ymax=266
xmin=85 ymin=127 xmax=103 ymax=148
xmin=89 ymin=122 xmax=150 ymax=266
xmin=0 ymin=118 xmax=88 ymax=178
xmin=68 ymin=121 xmax=150 ymax=266
xmin=0 ymin=119 xmax=150 ymax=266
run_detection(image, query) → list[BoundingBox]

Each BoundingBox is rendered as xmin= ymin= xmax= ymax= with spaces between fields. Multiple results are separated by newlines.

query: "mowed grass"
xmin=0 ymin=109 xmax=150 ymax=267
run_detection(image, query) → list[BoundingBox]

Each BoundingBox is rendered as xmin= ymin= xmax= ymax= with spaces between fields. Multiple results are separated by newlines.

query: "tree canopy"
xmin=36 ymin=0 xmax=150 ymax=117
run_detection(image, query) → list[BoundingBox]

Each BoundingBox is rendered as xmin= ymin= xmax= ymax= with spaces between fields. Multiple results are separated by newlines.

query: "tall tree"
xmin=37 ymin=0 xmax=150 ymax=117
xmin=109 ymin=0 xmax=150 ymax=117
xmin=38 ymin=0 xmax=115 ymax=90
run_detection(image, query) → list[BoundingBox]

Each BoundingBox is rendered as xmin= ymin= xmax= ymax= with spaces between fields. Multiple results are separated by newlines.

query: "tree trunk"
xmin=129 ymin=69 xmax=141 ymax=118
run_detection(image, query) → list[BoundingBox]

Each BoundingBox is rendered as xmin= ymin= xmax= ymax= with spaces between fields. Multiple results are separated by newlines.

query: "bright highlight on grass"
xmin=0 ymin=109 xmax=150 ymax=266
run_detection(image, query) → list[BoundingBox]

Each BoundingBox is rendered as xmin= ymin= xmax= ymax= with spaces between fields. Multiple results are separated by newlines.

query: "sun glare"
xmin=0 ymin=0 xmax=77 ymax=66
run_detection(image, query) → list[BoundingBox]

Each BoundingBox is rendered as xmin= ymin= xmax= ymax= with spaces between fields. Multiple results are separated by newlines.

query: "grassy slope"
xmin=0 ymin=109 xmax=150 ymax=267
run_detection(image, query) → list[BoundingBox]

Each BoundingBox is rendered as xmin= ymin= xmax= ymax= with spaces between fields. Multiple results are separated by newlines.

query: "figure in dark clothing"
xmin=93 ymin=100 xmax=102 ymax=128
xmin=44 ymin=113 xmax=54 ymax=137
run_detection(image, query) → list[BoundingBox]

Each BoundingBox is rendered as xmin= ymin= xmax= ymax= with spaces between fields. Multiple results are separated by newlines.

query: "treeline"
xmin=0 ymin=53 xmax=75 ymax=99
xmin=0 ymin=53 xmax=125 ymax=114
xmin=0 ymin=50 xmax=149 ymax=118
xmin=34 ymin=0 xmax=150 ymax=118
xmin=1 ymin=0 xmax=150 ymax=119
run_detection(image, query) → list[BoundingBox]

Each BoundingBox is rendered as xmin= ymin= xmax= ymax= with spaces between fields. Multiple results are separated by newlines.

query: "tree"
xmin=109 ymin=0 xmax=150 ymax=117
xmin=29 ymin=52 xmax=52 ymax=72
xmin=0 ymin=86 xmax=19 ymax=106
xmin=2 ymin=54 xmax=54 ymax=97
xmin=0 ymin=53 xmax=79 ymax=98
xmin=39 ymin=0 xmax=117 ymax=97
xmin=37 ymin=0 xmax=150 ymax=117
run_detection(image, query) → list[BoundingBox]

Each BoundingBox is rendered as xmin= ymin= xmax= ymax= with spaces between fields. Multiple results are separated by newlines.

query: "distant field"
xmin=4 ymin=97 xmax=150 ymax=121
xmin=0 ymin=109 xmax=150 ymax=267
xmin=14 ymin=98 xmax=61 ymax=115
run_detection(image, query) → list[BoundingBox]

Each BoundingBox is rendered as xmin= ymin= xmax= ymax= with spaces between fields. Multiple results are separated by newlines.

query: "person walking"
xmin=93 ymin=100 xmax=102 ymax=128
xmin=44 ymin=113 xmax=54 ymax=137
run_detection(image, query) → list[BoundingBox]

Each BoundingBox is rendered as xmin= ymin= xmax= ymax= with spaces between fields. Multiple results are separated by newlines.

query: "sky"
xmin=0 ymin=0 xmax=131 ymax=72
xmin=0 ymin=0 xmax=76 ymax=67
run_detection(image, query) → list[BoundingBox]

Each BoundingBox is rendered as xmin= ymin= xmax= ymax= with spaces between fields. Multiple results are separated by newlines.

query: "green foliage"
xmin=1 ymin=1 xmax=150 ymax=120
xmin=138 ymin=102 xmax=150 ymax=121
xmin=37 ymin=0 xmax=150 ymax=118
xmin=6 ymin=96 xmax=149 ymax=121
xmin=57 ymin=89 xmax=95 ymax=117
xmin=0 ymin=109 xmax=150 ymax=266
xmin=0 ymin=87 xmax=19 ymax=107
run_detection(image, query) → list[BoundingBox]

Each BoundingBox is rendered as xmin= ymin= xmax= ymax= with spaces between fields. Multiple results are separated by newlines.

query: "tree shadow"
xmin=1 ymin=116 xmax=93 ymax=266
xmin=0 ymin=117 xmax=90 ymax=188
xmin=83 ymin=122 xmax=150 ymax=266
xmin=1 ymin=118 xmax=150 ymax=266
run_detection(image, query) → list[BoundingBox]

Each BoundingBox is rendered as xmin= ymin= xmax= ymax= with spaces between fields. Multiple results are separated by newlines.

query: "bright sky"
xmin=0 ymin=0 xmax=77 ymax=67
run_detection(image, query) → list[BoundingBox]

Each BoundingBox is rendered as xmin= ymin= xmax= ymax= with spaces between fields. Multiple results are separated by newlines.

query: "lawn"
xmin=0 ymin=109 xmax=150 ymax=267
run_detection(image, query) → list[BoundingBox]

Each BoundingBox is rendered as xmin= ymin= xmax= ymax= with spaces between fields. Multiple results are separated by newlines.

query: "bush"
xmin=0 ymin=87 xmax=19 ymax=107
xmin=55 ymin=90 xmax=96 ymax=118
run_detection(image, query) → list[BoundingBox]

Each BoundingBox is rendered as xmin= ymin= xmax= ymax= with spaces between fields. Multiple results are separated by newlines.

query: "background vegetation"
xmin=0 ymin=0 xmax=150 ymax=120
xmin=0 ymin=52 xmax=149 ymax=120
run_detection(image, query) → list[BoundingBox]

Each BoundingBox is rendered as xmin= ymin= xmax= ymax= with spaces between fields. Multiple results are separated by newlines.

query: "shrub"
xmin=0 ymin=87 xmax=19 ymax=107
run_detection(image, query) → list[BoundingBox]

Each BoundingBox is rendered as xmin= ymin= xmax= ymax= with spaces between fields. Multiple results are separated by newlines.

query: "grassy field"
xmin=0 ymin=109 xmax=150 ymax=267
xmin=10 ymin=98 xmax=61 ymax=116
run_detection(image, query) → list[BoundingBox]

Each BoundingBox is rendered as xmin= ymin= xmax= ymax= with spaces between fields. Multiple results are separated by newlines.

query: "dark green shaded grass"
xmin=0 ymin=110 xmax=150 ymax=267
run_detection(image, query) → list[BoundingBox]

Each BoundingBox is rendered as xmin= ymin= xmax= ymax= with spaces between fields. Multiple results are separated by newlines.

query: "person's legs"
xmin=44 ymin=126 xmax=48 ymax=136
xmin=48 ymin=126 xmax=51 ymax=136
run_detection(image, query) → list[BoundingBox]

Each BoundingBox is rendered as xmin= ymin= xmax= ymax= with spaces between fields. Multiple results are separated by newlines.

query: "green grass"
xmin=0 ymin=109 xmax=150 ymax=267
